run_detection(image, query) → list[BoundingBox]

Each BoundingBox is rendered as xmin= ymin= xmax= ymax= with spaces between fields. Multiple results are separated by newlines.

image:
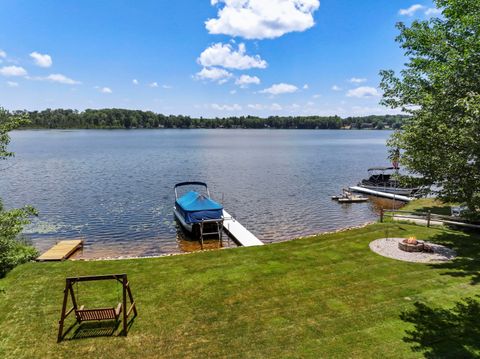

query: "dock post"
xmin=427 ymin=210 xmax=431 ymax=227
xmin=380 ymin=208 xmax=384 ymax=223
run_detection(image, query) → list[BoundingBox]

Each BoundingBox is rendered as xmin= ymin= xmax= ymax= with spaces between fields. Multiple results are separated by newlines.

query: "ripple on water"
xmin=2 ymin=129 xmax=397 ymax=259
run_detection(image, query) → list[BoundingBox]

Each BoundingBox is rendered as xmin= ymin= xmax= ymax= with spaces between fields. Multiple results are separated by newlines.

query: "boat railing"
xmin=174 ymin=181 xmax=210 ymax=199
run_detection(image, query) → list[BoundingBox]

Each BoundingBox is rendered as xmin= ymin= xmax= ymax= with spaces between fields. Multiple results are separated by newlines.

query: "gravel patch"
xmin=369 ymin=237 xmax=456 ymax=263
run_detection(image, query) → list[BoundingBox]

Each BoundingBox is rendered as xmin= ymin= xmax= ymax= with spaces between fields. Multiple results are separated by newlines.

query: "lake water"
xmin=1 ymin=129 xmax=398 ymax=258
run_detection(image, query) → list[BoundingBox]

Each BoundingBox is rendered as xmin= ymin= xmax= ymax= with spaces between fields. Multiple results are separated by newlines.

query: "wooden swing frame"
xmin=57 ymin=274 xmax=137 ymax=342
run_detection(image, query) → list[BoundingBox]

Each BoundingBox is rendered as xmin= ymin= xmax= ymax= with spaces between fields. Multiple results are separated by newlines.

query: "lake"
xmin=1 ymin=129 xmax=397 ymax=258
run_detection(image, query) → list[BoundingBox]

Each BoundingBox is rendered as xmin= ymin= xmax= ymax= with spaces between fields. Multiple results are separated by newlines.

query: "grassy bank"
xmin=401 ymin=198 xmax=456 ymax=216
xmin=1 ymin=223 xmax=479 ymax=358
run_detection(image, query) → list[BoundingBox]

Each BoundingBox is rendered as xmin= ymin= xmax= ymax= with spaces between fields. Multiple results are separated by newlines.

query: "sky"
xmin=0 ymin=0 xmax=441 ymax=117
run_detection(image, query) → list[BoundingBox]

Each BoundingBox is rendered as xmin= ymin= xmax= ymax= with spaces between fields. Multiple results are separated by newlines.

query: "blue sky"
xmin=0 ymin=0 xmax=440 ymax=117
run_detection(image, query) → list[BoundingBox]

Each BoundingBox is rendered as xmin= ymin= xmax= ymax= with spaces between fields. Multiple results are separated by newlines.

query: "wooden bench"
xmin=75 ymin=303 xmax=122 ymax=322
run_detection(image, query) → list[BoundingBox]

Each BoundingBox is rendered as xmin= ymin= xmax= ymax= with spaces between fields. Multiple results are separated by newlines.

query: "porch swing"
xmin=57 ymin=274 xmax=137 ymax=342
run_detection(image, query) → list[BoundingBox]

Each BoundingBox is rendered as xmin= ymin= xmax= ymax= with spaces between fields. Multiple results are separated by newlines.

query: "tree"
xmin=380 ymin=0 xmax=480 ymax=215
xmin=0 ymin=108 xmax=29 ymax=159
xmin=0 ymin=108 xmax=37 ymax=277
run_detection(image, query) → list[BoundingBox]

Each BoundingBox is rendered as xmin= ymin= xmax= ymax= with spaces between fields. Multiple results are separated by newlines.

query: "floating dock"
xmin=37 ymin=240 xmax=84 ymax=261
xmin=349 ymin=186 xmax=413 ymax=202
xmin=222 ymin=210 xmax=264 ymax=247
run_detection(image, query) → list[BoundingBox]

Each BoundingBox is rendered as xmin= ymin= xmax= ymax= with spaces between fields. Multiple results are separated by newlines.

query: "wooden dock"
xmin=348 ymin=186 xmax=413 ymax=202
xmin=37 ymin=240 xmax=84 ymax=261
xmin=222 ymin=210 xmax=263 ymax=247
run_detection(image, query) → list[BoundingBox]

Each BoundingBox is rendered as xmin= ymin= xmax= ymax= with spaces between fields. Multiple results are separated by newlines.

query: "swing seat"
xmin=58 ymin=274 xmax=138 ymax=342
xmin=75 ymin=303 xmax=122 ymax=322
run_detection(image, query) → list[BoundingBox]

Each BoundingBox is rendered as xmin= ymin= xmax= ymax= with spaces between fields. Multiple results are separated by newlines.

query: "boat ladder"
xmin=199 ymin=219 xmax=224 ymax=250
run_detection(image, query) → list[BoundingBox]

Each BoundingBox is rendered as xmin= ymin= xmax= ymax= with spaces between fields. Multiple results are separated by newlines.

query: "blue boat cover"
xmin=176 ymin=191 xmax=223 ymax=223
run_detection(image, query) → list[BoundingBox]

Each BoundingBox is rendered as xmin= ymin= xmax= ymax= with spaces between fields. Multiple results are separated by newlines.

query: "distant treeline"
xmin=11 ymin=109 xmax=408 ymax=130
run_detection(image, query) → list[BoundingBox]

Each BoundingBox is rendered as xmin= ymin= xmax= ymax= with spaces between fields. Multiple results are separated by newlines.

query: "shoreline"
xmin=17 ymin=127 xmax=395 ymax=131
xmin=69 ymin=221 xmax=376 ymax=262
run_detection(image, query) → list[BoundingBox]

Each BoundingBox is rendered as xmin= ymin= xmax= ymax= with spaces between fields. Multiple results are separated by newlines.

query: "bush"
xmin=0 ymin=200 xmax=38 ymax=278
xmin=0 ymin=237 xmax=38 ymax=277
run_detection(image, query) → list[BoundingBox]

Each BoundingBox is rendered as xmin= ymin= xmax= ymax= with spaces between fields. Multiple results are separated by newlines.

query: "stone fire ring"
xmin=369 ymin=238 xmax=456 ymax=263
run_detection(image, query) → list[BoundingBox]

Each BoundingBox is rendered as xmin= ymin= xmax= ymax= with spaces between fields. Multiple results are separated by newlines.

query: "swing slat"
xmin=76 ymin=303 xmax=122 ymax=321
xmin=58 ymin=274 xmax=137 ymax=342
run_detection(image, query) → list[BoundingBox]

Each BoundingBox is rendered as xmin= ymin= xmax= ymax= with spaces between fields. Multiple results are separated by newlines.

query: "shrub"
xmin=0 ymin=200 xmax=38 ymax=277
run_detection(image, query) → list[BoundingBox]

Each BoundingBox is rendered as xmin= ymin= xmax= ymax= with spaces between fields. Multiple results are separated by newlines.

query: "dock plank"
xmin=223 ymin=210 xmax=263 ymax=247
xmin=37 ymin=240 xmax=84 ymax=261
xmin=348 ymin=186 xmax=413 ymax=202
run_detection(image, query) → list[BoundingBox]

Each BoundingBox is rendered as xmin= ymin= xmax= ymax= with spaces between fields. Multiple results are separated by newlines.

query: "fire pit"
xmin=370 ymin=238 xmax=456 ymax=263
xmin=398 ymin=237 xmax=432 ymax=252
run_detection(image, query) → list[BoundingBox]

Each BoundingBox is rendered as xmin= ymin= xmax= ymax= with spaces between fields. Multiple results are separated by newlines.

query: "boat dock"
xmin=349 ymin=186 xmax=413 ymax=202
xmin=222 ymin=210 xmax=264 ymax=247
xmin=37 ymin=240 xmax=84 ymax=261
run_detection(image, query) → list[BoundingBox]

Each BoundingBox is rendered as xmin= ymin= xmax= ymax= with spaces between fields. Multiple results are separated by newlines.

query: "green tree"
xmin=0 ymin=108 xmax=38 ymax=277
xmin=380 ymin=0 xmax=480 ymax=215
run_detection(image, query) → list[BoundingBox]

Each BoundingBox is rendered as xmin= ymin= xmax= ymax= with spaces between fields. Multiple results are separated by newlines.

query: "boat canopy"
xmin=367 ymin=166 xmax=396 ymax=171
xmin=175 ymin=191 xmax=223 ymax=224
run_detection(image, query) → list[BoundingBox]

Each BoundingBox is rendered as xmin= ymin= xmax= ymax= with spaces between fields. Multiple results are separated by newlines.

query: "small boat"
xmin=332 ymin=189 xmax=368 ymax=203
xmin=174 ymin=182 xmax=224 ymax=238
xmin=337 ymin=196 xmax=368 ymax=203
xmin=358 ymin=167 xmax=422 ymax=196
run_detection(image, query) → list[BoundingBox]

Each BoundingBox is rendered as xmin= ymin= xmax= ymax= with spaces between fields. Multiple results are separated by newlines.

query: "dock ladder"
xmin=199 ymin=219 xmax=224 ymax=249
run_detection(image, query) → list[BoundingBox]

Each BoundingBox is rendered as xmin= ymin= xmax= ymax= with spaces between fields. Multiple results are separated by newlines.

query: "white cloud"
xmin=0 ymin=50 xmax=6 ymax=58
xmin=349 ymin=77 xmax=367 ymax=83
xmin=346 ymin=86 xmax=380 ymax=98
xmin=162 ymin=84 xmax=172 ymax=89
xmin=0 ymin=65 xmax=27 ymax=77
xmin=247 ymin=103 xmax=263 ymax=110
xmin=312 ymin=93 xmax=321 ymax=98
xmin=198 ymin=42 xmax=267 ymax=70
xmin=230 ymin=89 xmax=237 ymax=94
xmin=350 ymin=106 xmax=403 ymax=116
xmin=331 ymin=85 xmax=342 ymax=91
xmin=150 ymin=82 xmax=159 ymax=88
xmin=30 ymin=51 xmax=52 ymax=67
xmin=100 ymin=87 xmax=112 ymax=94
xmin=211 ymin=103 xmax=242 ymax=111
xmin=6 ymin=81 xmax=18 ymax=87
xmin=270 ymin=103 xmax=282 ymax=110
xmin=195 ymin=67 xmax=233 ymax=84
xmin=206 ymin=0 xmax=320 ymax=40
xmin=425 ymin=7 xmax=442 ymax=16
xmin=132 ymin=79 xmax=139 ymax=85
xmin=303 ymin=84 xmax=309 ymax=89
xmin=235 ymin=74 xmax=260 ymax=87
xmin=247 ymin=103 xmax=283 ymax=111
xmin=41 ymin=73 xmax=80 ymax=85
xmin=399 ymin=4 xmax=424 ymax=16
xmin=260 ymin=83 xmax=298 ymax=95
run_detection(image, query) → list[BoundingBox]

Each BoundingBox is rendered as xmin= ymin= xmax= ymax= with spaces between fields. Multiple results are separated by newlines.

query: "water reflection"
xmin=175 ymin=220 xmax=236 ymax=253
xmin=1 ymin=129 xmax=400 ymax=258
xmin=367 ymin=196 xmax=405 ymax=213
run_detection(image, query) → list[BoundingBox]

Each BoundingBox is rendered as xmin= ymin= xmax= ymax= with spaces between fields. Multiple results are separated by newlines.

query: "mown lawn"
xmin=401 ymin=198 xmax=456 ymax=216
xmin=1 ymin=223 xmax=479 ymax=358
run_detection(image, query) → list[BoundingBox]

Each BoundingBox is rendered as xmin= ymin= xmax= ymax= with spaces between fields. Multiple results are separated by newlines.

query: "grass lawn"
xmin=401 ymin=198 xmax=456 ymax=216
xmin=1 ymin=223 xmax=479 ymax=358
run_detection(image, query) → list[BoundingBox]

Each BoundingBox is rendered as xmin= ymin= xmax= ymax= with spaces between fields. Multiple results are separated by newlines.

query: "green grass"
xmin=401 ymin=198 xmax=456 ymax=216
xmin=1 ymin=223 xmax=479 ymax=358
